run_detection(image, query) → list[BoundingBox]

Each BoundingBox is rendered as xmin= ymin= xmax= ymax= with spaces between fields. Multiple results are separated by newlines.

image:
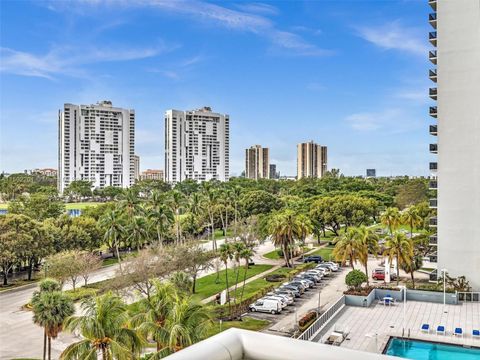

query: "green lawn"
xmin=263 ymin=249 xmax=281 ymax=260
xmin=214 ymin=228 xmax=233 ymax=240
xmin=206 ymin=316 xmax=270 ymax=337
xmin=310 ymin=245 xmax=335 ymax=261
xmin=65 ymin=202 xmax=100 ymax=209
xmin=194 ymin=264 xmax=273 ymax=300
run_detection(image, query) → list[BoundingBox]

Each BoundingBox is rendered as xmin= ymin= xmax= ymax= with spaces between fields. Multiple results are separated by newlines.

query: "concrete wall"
xmin=375 ymin=289 xmax=404 ymax=302
xmin=345 ymin=289 xmax=376 ymax=307
xmin=406 ymin=289 xmax=458 ymax=305
xmin=436 ymin=0 xmax=480 ymax=290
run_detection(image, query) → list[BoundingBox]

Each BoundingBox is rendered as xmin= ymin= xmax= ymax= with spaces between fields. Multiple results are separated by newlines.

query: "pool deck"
xmin=313 ymin=300 xmax=480 ymax=353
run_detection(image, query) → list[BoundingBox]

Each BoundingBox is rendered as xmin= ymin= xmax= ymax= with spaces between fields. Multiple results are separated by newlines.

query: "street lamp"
xmin=398 ymin=285 xmax=406 ymax=334
xmin=441 ymin=268 xmax=448 ymax=313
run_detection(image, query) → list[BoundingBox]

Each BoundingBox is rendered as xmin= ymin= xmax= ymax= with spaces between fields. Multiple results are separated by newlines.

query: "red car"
xmin=372 ymin=268 xmax=397 ymax=281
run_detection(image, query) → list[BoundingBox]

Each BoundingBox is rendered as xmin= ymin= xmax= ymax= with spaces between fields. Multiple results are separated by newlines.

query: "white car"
xmin=324 ymin=262 xmax=339 ymax=271
xmin=269 ymin=291 xmax=294 ymax=305
xmin=249 ymin=299 xmax=282 ymax=314
xmin=263 ymin=296 xmax=287 ymax=309
xmin=315 ymin=265 xmax=332 ymax=275
xmin=305 ymin=269 xmax=324 ymax=278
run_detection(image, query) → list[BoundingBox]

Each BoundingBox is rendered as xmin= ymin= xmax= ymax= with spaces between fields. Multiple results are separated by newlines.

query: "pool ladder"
xmin=401 ymin=328 xmax=411 ymax=338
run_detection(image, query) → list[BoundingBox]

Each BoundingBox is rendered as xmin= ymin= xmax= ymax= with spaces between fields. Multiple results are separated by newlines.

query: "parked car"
xmin=298 ymin=272 xmax=321 ymax=283
xmin=293 ymin=276 xmax=315 ymax=288
xmin=321 ymin=263 xmax=338 ymax=272
xmin=304 ymin=270 xmax=324 ymax=280
xmin=303 ymin=255 xmax=323 ymax=263
xmin=279 ymin=285 xmax=301 ymax=297
xmin=263 ymin=296 xmax=288 ymax=309
xmin=267 ymin=292 xmax=294 ymax=305
xmin=372 ymin=268 xmax=397 ymax=281
xmin=323 ymin=262 xmax=339 ymax=271
xmin=316 ymin=264 xmax=332 ymax=275
xmin=289 ymin=281 xmax=309 ymax=291
xmin=281 ymin=283 xmax=305 ymax=295
xmin=249 ymin=299 xmax=282 ymax=314
xmin=273 ymin=290 xmax=295 ymax=303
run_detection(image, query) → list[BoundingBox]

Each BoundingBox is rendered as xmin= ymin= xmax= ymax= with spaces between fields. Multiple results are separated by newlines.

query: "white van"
xmin=249 ymin=298 xmax=282 ymax=314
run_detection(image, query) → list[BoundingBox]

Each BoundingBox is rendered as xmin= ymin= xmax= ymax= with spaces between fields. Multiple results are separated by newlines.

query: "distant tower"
xmin=297 ymin=141 xmax=327 ymax=179
xmin=245 ymin=145 xmax=270 ymax=180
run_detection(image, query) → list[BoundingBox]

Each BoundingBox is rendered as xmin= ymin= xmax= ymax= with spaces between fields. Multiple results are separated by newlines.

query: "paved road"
xmin=0 ymin=238 xmax=277 ymax=360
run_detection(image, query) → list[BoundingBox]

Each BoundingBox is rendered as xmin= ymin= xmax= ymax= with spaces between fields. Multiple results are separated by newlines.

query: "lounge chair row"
xmin=421 ymin=324 xmax=480 ymax=338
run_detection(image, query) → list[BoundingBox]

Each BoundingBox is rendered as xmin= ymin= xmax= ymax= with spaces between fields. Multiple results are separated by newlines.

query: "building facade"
xmin=366 ymin=169 xmax=376 ymax=178
xmin=428 ymin=0 xmax=480 ymax=289
xmin=58 ymin=101 xmax=135 ymax=193
xmin=32 ymin=168 xmax=57 ymax=177
xmin=133 ymin=155 xmax=140 ymax=181
xmin=245 ymin=145 xmax=269 ymax=180
xmin=140 ymin=169 xmax=164 ymax=181
xmin=269 ymin=164 xmax=279 ymax=179
xmin=297 ymin=141 xmax=328 ymax=179
xmin=165 ymin=107 xmax=229 ymax=183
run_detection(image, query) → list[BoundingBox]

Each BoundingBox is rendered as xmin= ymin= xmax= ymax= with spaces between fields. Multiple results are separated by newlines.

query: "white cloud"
xmin=355 ymin=21 xmax=428 ymax=56
xmin=0 ymin=43 xmax=169 ymax=79
xmin=345 ymin=109 xmax=403 ymax=131
xmin=235 ymin=3 xmax=279 ymax=16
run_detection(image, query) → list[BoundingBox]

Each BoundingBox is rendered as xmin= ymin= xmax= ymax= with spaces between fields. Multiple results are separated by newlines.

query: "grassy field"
xmin=207 ymin=317 xmax=270 ymax=337
xmin=263 ymin=249 xmax=281 ymax=260
xmin=194 ymin=264 xmax=273 ymax=300
xmin=213 ymin=228 xmax=233 ymax=240
xmin=310 ymin=245 xmax=335 ymax=261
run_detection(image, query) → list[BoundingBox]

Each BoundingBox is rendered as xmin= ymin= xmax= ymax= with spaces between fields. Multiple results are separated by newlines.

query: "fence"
xmin=458 ymin=292 xmax=480 ymax=302
xmin=297 ymin=295 xmax=345 ymax=341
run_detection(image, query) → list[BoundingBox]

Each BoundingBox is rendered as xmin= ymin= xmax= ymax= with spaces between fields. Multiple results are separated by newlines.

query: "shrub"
xmin=265 ymin=274 xmax=286 ymax=282
xmin=345 ymin=269 xmax=367 ymax=289
xmin=298 ymin=311 xmax=317 ymax=329
xmin=65 ymin=287 xmax=99 ymax=301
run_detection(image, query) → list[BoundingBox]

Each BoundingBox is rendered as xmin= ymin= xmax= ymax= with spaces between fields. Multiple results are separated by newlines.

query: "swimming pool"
xmin=384 ymin=338 xmax=480 ymax=360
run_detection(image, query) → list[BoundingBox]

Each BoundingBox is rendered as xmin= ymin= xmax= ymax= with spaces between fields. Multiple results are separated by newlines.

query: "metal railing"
xmin=458 ymin=292 xmax=480 ymax=302
xmin=297 ymin=295 xmax=345 ymax=341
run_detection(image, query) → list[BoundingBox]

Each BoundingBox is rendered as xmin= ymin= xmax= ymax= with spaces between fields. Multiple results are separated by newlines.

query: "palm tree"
xmin=401 ymin=255 xmax=423 ymax=289
xmin=119 ymin=188 xmax=143 ymax=218
xmin=239 ymin=246 xmax=254 ymax=304
xmin=99 ymin=209 xmax=125 ymax=273
xmin=383 ymin=232 xmax=414 ymax=285
xmin=381 ymin=207 xmax=402 ymax=235
xmin=268 ymin=210 xmax=302 ymax=268
xmin=170 ymin=190 xmax=185 ymax=244
xmin=402 ymin=206 xmax=422 ymax=239
xmin=332 ymin=228 xmax=360 ymax=269
xmin=231 ymin=186 xmax=242 ymax=239
xmin=355 ymin=226 xmax=379 ymax=285
xmin=61 ymin=293 xmax=143 ymax=360
xmin=127 ymin=216 xmax=148 ymax=251
xmin=161 ymin=296 xmax=212 ymax=353
xmin=132 ymin=281 xmax=176 ymax=352
xmin=201 ymin=182 xmax=218 ymax=251
xmin=32 ymin=291 xmax=74 ymax=360
xmin=148 ymin=204 xmax=174 ymax=246
xmin=219 ymin=243 xmax=234 ymax=315
xmin=231 ymin=242 xmax=246 ymax=301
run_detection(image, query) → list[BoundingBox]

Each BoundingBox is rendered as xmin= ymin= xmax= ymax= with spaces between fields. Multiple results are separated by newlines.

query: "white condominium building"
xmin=428 ymin=0 xmax=480 ymax=289
xmin=58 ymin=100 xmax=135 ymax=193
xmin=245 ymin=145 xmax=270 ymax=180
xmin=297 ymin=141 xmax=328 ymax=179
xmin=165 ymin=107 xmax=229 ymax=183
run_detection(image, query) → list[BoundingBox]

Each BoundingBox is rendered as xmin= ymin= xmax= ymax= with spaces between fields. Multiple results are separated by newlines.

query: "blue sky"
xmin=0 ymin=0 xmax=433 ymax=177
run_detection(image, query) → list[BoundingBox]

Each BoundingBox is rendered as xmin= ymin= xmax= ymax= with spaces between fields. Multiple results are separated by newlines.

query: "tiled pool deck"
xmin=313 ymin=300 xmax=480 ymax=353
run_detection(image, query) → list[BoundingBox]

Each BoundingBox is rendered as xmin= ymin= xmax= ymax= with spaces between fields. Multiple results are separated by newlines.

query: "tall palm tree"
xmin=380 ymin=207 xmax=402 ymax=235
xmin=61 ymin=293 xmax=143 ymax=360
xmin=383 ymin=232 xmax=414 ymax=285
xmin=119 ymin=188 xmax=143 ymax=218
xmin=99 ymin=209 xmax=125 ymax=273
xmin=239 ymin=246 xmax=254 ymax=303
xmin=148 ymin=204 xmax=174 ymax=246
xmin=169 ymin=190 xmax=185 ymax=244
xmin=161 ymin=296 xmax=212 ymax=354
xmin=127 ymin=216 xmax=149 ymax=251
xmin=132 ymin=282 xmax=176 ymax=352
xmin=401 ymin=255 xmax=423 ymax=289
xmin=355 ymin=226 xmax=379 ymax=285
xmin=231 ymin=186 xmax=242 ymax=239
xmin=201 ymin=182 xmax=218 ymax=251
xmin=332 ymin=228 xmax=360 ymax=269
xmin=231 ymin=241 xmax=246 ymax=301
xmin=402 ymin=206 xmax=422 ymax=239
xmin=32 ymin=291 xmax=74 ymax=360
xmin=268 ymin=210 xmax=302 ymax=268
xmin=219 ymin=243 xmax=234 ymax=306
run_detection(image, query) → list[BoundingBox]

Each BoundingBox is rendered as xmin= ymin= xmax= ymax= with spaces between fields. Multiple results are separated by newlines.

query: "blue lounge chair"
xmin=436 ymin=325 xmax=445 ymax=335
xmin=421 ymin=324 xmax=430 ymax=333
xmin=454 ymin=327 xmax=463 ymax=337
xmin=473 ymin=329 xmax=480 ymax=338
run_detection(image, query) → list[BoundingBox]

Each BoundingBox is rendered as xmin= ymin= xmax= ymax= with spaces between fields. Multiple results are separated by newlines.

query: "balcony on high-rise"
xmin=430 ymin=198 xmax=438 ymax=208
xmin=429 ymin=50 xmax=437 ymax=65
xmin=430 ymin=143 xmax=438 ymax=154
xmin=429 ymin=69 xmax=437 ymax=82
xmin=429 ymin=13 xmax=437 ymax=29
xmin=429 ymin=216 xmax=437 ymax=227
xmin=429 ymin=87 xmax=438 ymax=100
xmin=429 ymin=125 xmax=437 ymax=136
xmin=429 ymin=31 xmax=437 ymax=46
xmin=429 ymin=253 xmax=438 ymax=263
xmin=430 ymin=162 xmax=438 ymax=171
xmin=429 ymin=180 xmax=437 ymax=189
xmin=429 ymin=0 xmax=437 ymax=11
xmin=429 ymin=106 xmax=437 ymax=118
xmin=429 ymin=234 xmax=438 ymax=245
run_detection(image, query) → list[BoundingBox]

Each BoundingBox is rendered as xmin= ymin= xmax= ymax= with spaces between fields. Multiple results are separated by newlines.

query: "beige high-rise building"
xmin=245 ymin=145 xmax=269 ymax=180
xmin=297 ymin=141 xmax=327 ymax=179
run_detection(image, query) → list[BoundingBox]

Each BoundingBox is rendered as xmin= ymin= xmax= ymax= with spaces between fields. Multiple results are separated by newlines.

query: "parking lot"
xmin=246 ymin=261 xmax=349 ymax=336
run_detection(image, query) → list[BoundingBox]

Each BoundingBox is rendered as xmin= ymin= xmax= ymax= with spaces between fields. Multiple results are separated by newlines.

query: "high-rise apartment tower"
xmin=245 ymin=145 xmax=270 ymax=180
xmin=297 ymin=141 xmax=327 ymax=179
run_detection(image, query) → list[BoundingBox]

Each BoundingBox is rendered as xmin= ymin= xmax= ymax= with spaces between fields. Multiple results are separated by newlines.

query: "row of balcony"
xmin=429 ymin=31 xmax=437 ymax=46
xmin=429 ymin=198 xmax=437 ymax=208
xmin=429 ymin=216 xmax=437 ymax=227
xmin=430 ymin=235 xmax=437 ymax=245
xmin=429 ymin=106 xmax=437 ymax=118
xmin=430 ymin=162 xmax=437 ymax=171
xmin=429 ymin=0 xmax=437 ymax=11
xmin=429 ymin=69 xmax=437 ymax=83
xmin=429 ymin=88 xmax=437 ymax=100
xmin=429 ymin=143 xmax=437 ymax=154
xmin=429 ymin=13 xmax=437 ymax=29
xmin=429 ymin=50 xmax=437 ymax=64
